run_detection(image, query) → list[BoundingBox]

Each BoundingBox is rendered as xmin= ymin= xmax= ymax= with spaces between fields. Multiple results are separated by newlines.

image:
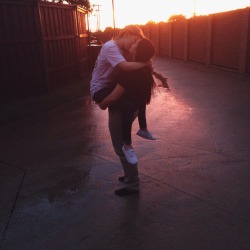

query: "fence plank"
xmin=245 ymin=9 xmax=250 ymax=74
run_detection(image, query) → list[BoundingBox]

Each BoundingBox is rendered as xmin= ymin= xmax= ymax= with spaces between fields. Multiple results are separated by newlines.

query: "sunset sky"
xmin=89 ymin=0 xmax=250 ymax=31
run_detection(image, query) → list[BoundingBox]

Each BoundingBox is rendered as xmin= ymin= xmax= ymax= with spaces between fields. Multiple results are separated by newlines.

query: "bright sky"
xmin=89 ymin=0 xmax=250 ymax=31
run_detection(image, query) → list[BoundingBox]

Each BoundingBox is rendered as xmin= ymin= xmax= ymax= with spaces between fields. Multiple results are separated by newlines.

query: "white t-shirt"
xmin=90 ymin=40 xmax=125 ymax=97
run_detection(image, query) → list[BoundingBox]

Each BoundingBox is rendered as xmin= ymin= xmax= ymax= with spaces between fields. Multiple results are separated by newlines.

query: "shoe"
xmin=115 ymin=187 xmax=139 ymax=196
xmin=118 ymin=176 xmax=140 ymax=184
xmin=136 ymin=129 xmax=156 ymax=140
xmin=122 ymin=145 xmax=138 ymax=164
xmin=118 ymin=176 xmax=128 ymax=184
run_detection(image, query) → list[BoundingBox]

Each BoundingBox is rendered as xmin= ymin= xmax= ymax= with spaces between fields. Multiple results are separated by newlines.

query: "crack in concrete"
xmin=144 ymin=173 xmax=250 ymax=225
xmin=1 ymin=171 xmax=26 ymax=242
xmin=0 ymin=160 xmax=25 ymax=172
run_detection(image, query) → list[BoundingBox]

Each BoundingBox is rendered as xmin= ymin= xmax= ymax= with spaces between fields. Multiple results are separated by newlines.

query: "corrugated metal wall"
xmin=0 ymin=1 xmax=88 ymax=104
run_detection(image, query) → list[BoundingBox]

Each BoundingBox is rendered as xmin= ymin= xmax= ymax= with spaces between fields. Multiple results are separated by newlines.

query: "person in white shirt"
xmin=90 ymin=25 xmax=152 ymax=196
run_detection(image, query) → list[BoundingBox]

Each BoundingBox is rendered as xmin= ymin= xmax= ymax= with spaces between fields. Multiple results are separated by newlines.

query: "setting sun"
xmin=89 ymin=0 xmax=250 ymax=31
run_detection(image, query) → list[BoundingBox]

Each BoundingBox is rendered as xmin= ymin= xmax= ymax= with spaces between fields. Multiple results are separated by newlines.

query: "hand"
xmin=98 ymin=102 xmax=107 ymax=110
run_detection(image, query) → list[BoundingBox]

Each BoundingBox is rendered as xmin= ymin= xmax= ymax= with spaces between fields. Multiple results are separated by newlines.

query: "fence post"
xmin=37 ymin=1 xmax=50 ymax=92
xmin=184 ymin=20 xmax=188 ymax=61
xmin=206 ymin=15 xmax=212 ymax=66
xmin=75 ymin=5 xmax=81 ymax=74
xmin=238 ymin=9 xmax=249 ymax=74
xmin=169 ymin=22 xmax=172 ymax=58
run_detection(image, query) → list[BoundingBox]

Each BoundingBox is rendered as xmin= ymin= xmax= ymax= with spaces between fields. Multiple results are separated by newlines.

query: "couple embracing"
xmin=90 ymin=25 xmax=158 ymax=196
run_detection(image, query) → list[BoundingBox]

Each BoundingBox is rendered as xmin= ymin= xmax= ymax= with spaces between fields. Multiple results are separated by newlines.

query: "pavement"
xmin=1 ymin=57 xmax=250 ymax=250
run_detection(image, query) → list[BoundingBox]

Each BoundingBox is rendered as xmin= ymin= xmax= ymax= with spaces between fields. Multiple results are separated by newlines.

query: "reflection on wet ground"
xmin=45 ymin=167 xmax=90 ymax=203
xmin=1 ymin=57 xmax=250 ymax=249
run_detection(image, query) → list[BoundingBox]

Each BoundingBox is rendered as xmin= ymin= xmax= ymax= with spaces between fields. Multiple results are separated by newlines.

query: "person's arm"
xmin=98 ymin=84 xmax=125 ymax=110
xmin=118 ymin=60 xmax=151 ymax=71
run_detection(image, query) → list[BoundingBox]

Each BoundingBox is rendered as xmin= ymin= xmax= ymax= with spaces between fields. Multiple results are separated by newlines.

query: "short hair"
xmin=115 ymin=25 xmax=145 ymax=40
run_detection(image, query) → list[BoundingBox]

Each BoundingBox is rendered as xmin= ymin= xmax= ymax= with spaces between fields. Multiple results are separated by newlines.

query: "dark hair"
xmin=132 ymin=38 xmax=156 ymax=104
xmin=134 ymin=38 xmax=169 ymax=104
xmin=135 ymin=38 xmax=155 ymax=62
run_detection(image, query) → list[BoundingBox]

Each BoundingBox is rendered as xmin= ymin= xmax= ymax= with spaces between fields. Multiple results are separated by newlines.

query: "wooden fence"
xmin=142 ymin=7 xmax=250 ymax=74
xmin=97 ymin=7 xmax=250 ymax=75
xmin=1 ymin=4 xmax=249 ymax=104
xmin=0 ymin=0 xmax=89 ymax=104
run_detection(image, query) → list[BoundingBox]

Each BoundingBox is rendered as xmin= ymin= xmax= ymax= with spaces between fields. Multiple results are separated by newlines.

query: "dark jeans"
xmin=92 ymin=88 xmax=113 ymax=103
xmin=137 ymin=103 xmax=147 ymax=130
xmin=93 ymin=88 xmax=137 ymax=145
xmin=108 ymin=108 xmax=139 ymax=188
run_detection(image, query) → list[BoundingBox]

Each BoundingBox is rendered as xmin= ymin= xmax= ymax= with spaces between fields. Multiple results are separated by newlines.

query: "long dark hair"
xmin=135 ymin=38 xmax=170 ymax=96
xmin=132 ymin=38 xmax=155 ymax=104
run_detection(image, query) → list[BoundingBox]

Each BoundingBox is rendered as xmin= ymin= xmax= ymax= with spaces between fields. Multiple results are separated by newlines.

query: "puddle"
xmin=45 ymin=168 xmax=90 ymax=203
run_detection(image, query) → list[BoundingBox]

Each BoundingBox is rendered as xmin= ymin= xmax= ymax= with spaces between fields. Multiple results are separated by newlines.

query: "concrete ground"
xmin=0 ymin=57 xmax=250 ymax=250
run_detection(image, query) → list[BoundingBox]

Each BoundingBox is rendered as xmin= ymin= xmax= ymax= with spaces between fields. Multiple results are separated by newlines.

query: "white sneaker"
xmin=136 ymin=129 xmax=156 ymax=140
xmin=122 ymin=145 xmax=138 ymax=164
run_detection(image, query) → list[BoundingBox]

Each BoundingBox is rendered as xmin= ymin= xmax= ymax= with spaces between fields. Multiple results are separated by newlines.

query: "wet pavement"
xmin=1 ymin=57 xmax=250 ymax=250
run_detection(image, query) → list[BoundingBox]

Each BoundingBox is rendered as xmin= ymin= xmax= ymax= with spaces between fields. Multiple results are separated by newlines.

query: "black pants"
xmin=137 ymin=103 xmax=147 ymax=130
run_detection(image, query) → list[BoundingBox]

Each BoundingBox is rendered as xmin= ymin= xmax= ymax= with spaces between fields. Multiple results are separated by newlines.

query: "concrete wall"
xmin=245 ymin=8 xmax=250 ymax=73
xmin=143 ymin=7 xmax=250 ymax=74
xmin=172 ymin=21 xmax=186 ymax=60
xmin=188 ymin=16 xmax=208 ymax=64
xmin=159 ymin=22 xmax=171 ymax=57
xmin=211 ymin=10 xmax=242 ymax=70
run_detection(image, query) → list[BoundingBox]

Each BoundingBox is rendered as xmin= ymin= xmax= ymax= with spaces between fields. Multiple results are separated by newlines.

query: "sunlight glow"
xmin=89 ymin=0 xmax=250 ymax=31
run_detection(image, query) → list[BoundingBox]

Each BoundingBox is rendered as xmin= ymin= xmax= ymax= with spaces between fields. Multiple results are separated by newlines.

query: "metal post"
xmin=112 ymin=0 xmax=116 ymax=37
xmin=193 ymin=0 xmax=197 ymax=16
